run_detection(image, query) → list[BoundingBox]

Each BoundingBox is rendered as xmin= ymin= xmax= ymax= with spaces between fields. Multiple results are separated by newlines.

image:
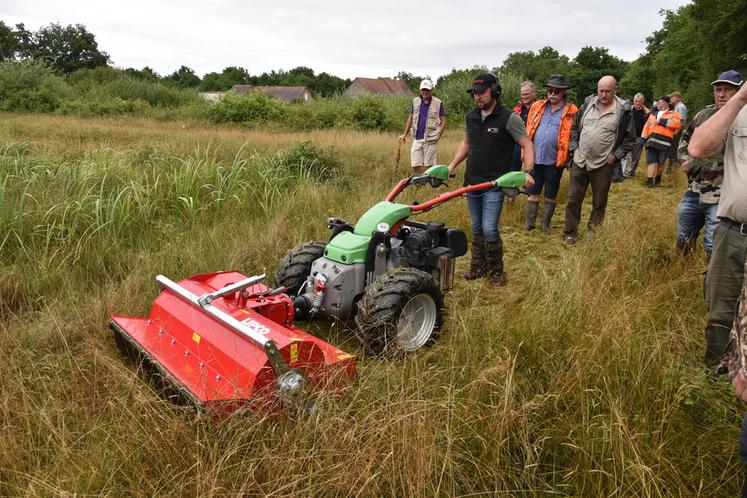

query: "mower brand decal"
xmin=290 ymin=343 xmax=298 ymax=364
xmin=192 ymin=332 xmax=201 ymax=344
xmin=240 ymin=317 xmax=271 ymax=336
xmin=337 ymin=353 xmax=353 ymax=360
xmin=239 ymin=309 xmax=250 ymax=314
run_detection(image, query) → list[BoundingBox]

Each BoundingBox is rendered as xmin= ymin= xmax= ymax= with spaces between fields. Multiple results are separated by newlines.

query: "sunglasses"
xmin=547 ymin=88 xmax=565 ymax=95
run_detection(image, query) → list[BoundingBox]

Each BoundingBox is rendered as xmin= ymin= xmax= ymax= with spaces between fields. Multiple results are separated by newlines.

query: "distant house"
xmin=198 ymin=92 xmax=223 ymax=103
xmin=231 ymin=85 xmax=311 ymax=103
xmin=345 ymin=77 xmax=413 ymax=97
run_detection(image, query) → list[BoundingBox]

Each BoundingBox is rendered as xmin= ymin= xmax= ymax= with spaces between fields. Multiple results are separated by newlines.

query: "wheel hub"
xmin=397 ymin=293 xmax=437 ymax=351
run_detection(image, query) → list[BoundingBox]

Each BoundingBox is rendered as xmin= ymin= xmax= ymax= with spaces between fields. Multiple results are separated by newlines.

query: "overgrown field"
xmin=0 ymin=113 xmax=741 ymax=497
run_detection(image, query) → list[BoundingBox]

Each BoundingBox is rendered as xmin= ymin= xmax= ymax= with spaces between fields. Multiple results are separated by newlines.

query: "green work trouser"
xmin=704 ymin=222 xmax=747 ymax=366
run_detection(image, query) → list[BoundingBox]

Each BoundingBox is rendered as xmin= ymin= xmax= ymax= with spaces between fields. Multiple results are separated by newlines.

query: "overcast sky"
xmin=1 ymin=0 xmax=690 ymax=80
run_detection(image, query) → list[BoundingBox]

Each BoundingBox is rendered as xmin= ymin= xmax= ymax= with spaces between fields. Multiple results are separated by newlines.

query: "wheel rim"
xmin=397 ymin=293 xmax=437 ymax=351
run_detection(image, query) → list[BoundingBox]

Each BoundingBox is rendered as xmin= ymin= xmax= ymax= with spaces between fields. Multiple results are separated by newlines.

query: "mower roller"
xmin=110 ymin=165 xmax=525 ymax=414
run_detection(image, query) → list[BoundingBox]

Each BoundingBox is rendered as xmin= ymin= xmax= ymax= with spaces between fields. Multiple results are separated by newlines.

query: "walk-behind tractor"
xmin=109 ymin=165 xmax=526 ymax=414
xmin=275 ymin=165 xmax=527 ymax=355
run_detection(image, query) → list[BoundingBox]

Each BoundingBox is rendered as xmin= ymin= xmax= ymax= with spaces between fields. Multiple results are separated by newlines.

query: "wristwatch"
xmin=525 ymin=169 xmax=536 ymax=179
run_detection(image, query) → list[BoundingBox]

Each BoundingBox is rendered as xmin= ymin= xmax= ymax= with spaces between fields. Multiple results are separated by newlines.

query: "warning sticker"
xmin=192 ymin=332 xmax=201 ymax=344
xmin=290 ymin=343 xmax=298 ymax=364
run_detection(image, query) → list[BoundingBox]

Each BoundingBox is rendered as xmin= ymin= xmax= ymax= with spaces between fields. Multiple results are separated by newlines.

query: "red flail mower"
xmin=110 ymin=271 xmax=355 ymax=415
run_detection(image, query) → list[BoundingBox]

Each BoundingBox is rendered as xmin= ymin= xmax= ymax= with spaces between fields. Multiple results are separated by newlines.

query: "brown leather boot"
xmin=485 ymin=239 xmax=506 ymax=286
xmin=461 ymin=234 xmax=486 ymax=280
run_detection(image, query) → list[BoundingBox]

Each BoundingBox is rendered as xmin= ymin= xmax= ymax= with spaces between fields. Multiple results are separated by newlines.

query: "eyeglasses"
xmin=547 ymin=88 xmax=564 ymax=95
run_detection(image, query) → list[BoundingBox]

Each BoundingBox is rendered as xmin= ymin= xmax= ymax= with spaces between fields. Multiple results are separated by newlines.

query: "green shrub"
xmin=209 ymin=91 xmax=287 ymax=124
xmin=284 ymin=98 xmax=343 ymax=130
xmin=66 ymin=66 xmax=122 ymax=94
xmin=271 ymin=139 xmax=341 ymax=180
xmin=89 ymin=76 xmax=199 ymax=108
xmin=0 ymin=60 xmax=72 ymax=112
xmin=57 ymin=96 xmax=151 ymax=117
xmin=349 ymin=96 xmax=388 ymax=131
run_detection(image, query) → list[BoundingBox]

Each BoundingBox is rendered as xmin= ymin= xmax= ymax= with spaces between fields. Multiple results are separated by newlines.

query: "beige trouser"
xmin=410 ymin=139 xmax=438 ymax=168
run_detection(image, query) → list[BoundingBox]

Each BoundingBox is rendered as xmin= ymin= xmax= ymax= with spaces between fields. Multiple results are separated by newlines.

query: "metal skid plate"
xmin=110 ymin=271 xmax=355 ymax=414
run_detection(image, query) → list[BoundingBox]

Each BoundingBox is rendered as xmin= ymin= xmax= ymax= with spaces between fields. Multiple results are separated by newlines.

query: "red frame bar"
xmin=385 ymin=178 xmax=410 ymax=202
xmin=409 ymin=181 xmax=495 ymax=213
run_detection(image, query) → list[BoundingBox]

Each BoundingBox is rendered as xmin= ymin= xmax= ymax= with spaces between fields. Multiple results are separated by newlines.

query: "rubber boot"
xmin=541 ymin=202 xmax=556 ymax=234
xmin=462 ymin=234 xmax=486 ymax=280
xmin=485 ymin=239 xmax=506 ymax=286
xmin=654 ymin=174 xmax=662 ymax=186
xmin=646 ymin=177 xmax=654 ymax=188
xmin=524 ymin=200 xmax=539 ymax=231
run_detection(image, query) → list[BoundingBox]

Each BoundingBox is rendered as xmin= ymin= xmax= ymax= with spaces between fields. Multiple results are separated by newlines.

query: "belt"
xmin=721 ymin=218 xmax=747 ymax=235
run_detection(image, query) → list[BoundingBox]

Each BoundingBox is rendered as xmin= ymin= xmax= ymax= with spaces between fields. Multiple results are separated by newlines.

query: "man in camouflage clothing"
xmin=676 ymin=72 xmax=742 ymax=257
xmin=728 ymin=262 xmax=747 ymax=497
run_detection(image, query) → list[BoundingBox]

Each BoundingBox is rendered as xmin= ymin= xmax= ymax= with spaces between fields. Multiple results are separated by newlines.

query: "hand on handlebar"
xmin=524 ymin=172 xmax=535 ymax=188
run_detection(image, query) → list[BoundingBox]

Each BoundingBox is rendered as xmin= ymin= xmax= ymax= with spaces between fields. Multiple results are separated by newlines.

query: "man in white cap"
xmin=399 ymin=79 xmax=447 ymax=173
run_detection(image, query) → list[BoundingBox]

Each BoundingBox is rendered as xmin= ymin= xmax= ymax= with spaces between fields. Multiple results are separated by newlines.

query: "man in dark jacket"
xmin=447 ymin=73 xmax=535 ymax=285
xmin=563 ymin=75 xmax=636 ymax=244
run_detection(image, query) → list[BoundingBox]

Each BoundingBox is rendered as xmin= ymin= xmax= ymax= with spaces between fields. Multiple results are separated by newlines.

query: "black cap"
xmin=711 ymin=70 xmax=743 ymax=87
xmin=468 ymin=73 xmax=496 ymax=94
xmin=658 ymin=95 xmax=671 ymax=103
xmin=544 ymin=74 xmax=570 ymax=89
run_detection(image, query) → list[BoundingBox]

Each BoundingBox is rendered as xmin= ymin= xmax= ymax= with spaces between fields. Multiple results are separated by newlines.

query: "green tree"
xmin=24 ymin=23 xmax=109 ymax=73
xmin=0 ymin=22 xmax=32 ymax=62
xmin=164 ymin=65 xmax=201 ymax=88
xmin=396 ymin=71 xmax=430 ymax=93
xmin=200 ymin=67 xmax=250 ymax=91
xmin=312 ymin=72 xmax=349 ymax=97
xmin=500 ymin=46 xmax=572 ymax=85
xmin=569 ymin=46 xmax=627 ymax=101
xmin=622 ymin=2 xmax=746 ymax=111
xmin=123 ymin=66 xmax=160 ymax=82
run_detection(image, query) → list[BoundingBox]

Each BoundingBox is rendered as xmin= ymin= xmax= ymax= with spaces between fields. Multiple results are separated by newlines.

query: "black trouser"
xmin=628 ymin=137 xmax=645 ymax=175
xmin=563 ymin=161 xmax=614 ymax=237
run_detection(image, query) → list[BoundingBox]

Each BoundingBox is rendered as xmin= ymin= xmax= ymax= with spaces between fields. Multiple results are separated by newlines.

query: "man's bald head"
xmin=597 ymin=75 xmax=618 ymax=105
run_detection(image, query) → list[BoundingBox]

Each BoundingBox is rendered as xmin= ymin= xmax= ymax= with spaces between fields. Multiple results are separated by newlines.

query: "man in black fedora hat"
xmin=523 ymin=74 xmax=578 ymax=234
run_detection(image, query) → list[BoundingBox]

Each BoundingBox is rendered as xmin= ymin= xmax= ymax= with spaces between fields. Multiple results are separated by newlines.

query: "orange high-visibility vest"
xmin=642 ymin=110 xmax=681 ymax=150
xmin=525 ymin=99 xmax=578 ymax=167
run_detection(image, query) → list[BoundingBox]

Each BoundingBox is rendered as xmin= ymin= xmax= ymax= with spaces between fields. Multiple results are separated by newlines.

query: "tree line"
xmin=1 ymin=0 xmax=745 ymax=110
xmin=0 ymin=22 xmax=350 ymax=97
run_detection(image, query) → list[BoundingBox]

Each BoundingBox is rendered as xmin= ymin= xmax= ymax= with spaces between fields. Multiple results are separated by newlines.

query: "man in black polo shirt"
xmin=447 ymin=73 xmax=535 ymax=286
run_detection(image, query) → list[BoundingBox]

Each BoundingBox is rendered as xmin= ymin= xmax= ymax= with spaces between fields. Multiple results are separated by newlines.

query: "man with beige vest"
xmin=399 ymin=79 xmax=447 ymax=173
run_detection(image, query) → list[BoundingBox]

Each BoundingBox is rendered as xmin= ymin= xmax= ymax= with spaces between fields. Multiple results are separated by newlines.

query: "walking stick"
xmin=394 ymin=140 xmax=402 ymax=176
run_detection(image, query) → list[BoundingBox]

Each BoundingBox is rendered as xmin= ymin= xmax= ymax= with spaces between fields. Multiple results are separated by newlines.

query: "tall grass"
xmin=0 ymin=113 xmax=742 ymax=497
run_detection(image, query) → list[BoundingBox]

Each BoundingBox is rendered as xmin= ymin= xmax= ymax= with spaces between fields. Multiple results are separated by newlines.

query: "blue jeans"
xmin=466 ymin=188 xmax=504 ymax=242
xmin=676 ymin=190 xmax=719 ymax=253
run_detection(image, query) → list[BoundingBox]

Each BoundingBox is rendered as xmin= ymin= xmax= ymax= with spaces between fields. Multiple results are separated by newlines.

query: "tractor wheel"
xmin=355 ymin=268 xmax=444 ymax=356
xmin=274 ymin=241 xmax=326 ymax=296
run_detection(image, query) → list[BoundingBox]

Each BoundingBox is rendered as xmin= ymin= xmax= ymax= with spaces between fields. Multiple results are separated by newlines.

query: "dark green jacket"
xmin=569 ymin=95 xmax=636 ymax=164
